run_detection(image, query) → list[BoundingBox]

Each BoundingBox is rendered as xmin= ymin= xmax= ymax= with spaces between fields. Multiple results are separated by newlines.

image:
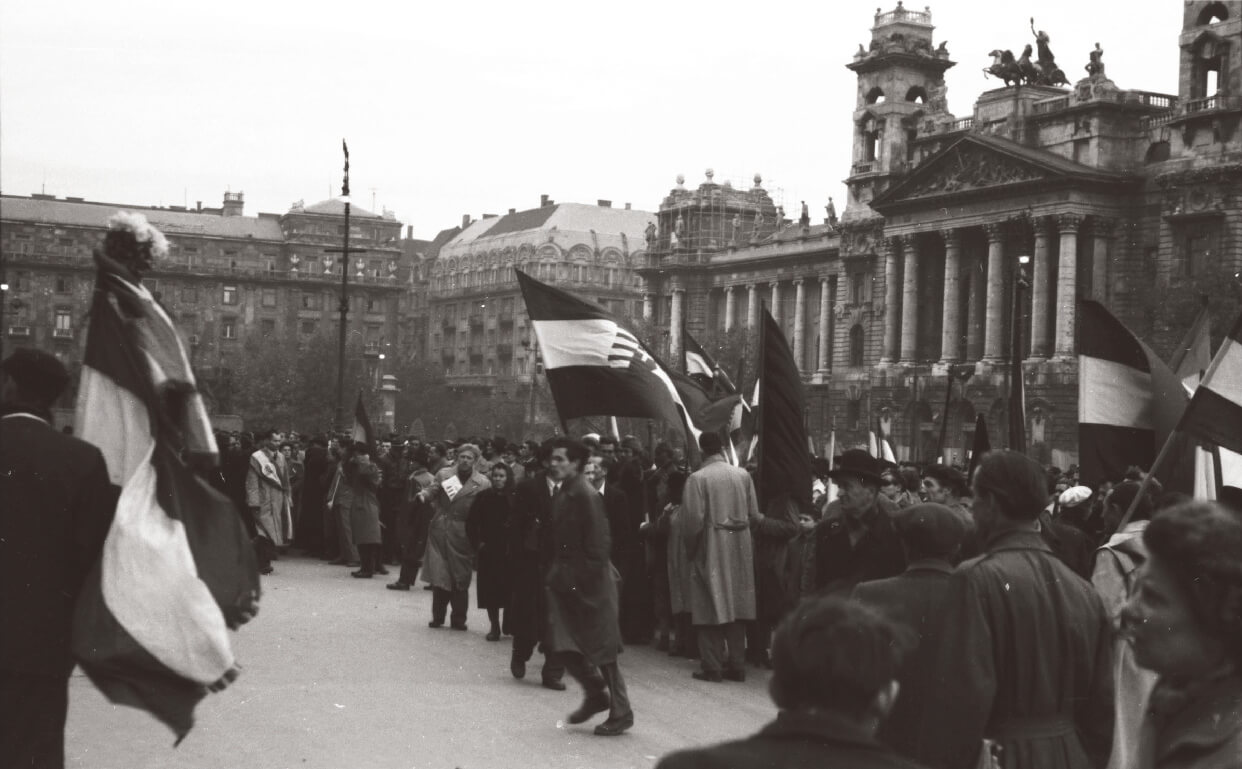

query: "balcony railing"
xmin=1185 ymin=94 xmax=1242 ymax=114
xmin=363 ymin=341 xmax=382 ymax=356
xmin=7 ymin=326 xmax=31 ymax=337
xmin=874 ymin=6 xmax=930 ymax=25
xmin=851 ymin=161 xmax=875 ymax=175
xmin=53 ymin=327 xmax=74 ymax=339
xmin=1031 ymin=96 xmax=1070 ymax=115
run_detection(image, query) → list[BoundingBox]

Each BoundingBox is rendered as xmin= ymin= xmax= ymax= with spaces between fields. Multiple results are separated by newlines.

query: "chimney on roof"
xmin=196 ymin=201 xmax=202 ymax=212
xmin=461 ymin=214 xmax=471 ymax=229
xmin=406 ymin=225 xmax=413 ymax=239
xmin=625 ymin=203 xmax=631 ymax=210
xmin=222 ymin=191 xmax=244 ymax=217
xmin=541 ymin=194 xmax=554 ymax=208
xmin=508 ymin=208 xmax=516 ymax=215
xmin=597 ymin=200 xmax=612 ymax=208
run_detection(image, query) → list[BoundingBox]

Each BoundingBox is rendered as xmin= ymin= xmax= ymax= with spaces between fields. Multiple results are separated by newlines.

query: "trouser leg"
xmin=487 ymin=607 xmax=500 ymax=630
xmin=322 ymin=503 xmax=339 ymax=560
xmin=560 ymin=651 xmax=606 ymax=697
xmin=0 ymin=671 xmax=68 ymax=769
xmin=598 ymin=662 xmax=631 ymax=719
xmin=696 ymin=623 xmax=726 ymax=674
xmin=724 ymin=621 xmax=746 ymax=673
xmin=449 ymin=588 xmax=468 ymax=626
xmin=512 ymin=634 xmax=535 ymax=663
xmin=337 ymin=506 xmax=358 ymax=563
xmin=431 ymin=588 xmax=449 ymax=623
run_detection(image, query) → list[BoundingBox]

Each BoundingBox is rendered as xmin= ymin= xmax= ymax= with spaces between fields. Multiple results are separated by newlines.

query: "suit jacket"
xmin=807 ymin=496 xmax=906 ymax=597
xmin=544 ymin=473 xmax=621 ymax=665
xmin=656 ymin=710 xmax=925 ymax=769
xmin=852 ymin=560 xmax=956 ymax=758
xmin=0 ymin=413 xmax=117 ymax=676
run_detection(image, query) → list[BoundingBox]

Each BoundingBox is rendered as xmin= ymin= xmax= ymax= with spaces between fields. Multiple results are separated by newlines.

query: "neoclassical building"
xmin=643 ymin=2 xmax=1242 ymax=467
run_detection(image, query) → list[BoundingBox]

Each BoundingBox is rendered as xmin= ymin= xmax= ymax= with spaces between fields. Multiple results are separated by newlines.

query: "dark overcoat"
xmin=0 ymin=414 xmax=116 ymax=677
xmin=466 ymin=486 xmax=512 ymax=609
xmin=751 ymin=495 xmax=803 ymax=622
xmin=544 ymin=474 xmax=621 ymax=666
xmin=655 ymin=710 xmax=926 ymax=769
xmin=805 ymin=495 xmax=905 ymax=596
xmin=422 ymin=468 xmax=490 ymax=591
xmin=345 ymin=460 xmax=382 ymax=546
xmin=914 ymin=529 xmax=1114 ymax=769
xmin=852 ymin=560 xmax=956 ymax=759
xmin=506 ymin=472 xmax=555 ymax=640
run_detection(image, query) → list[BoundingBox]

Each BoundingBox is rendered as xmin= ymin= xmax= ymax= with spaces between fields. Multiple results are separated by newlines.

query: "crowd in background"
xmin=201 ymin=427 xmax=1242 ymax=768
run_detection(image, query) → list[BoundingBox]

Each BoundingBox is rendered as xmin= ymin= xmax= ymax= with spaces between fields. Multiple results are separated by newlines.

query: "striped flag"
xmin=1170 ymin=301 xmax=1213 ymax=393
xmin=1078 ymin=300 xmax=1190 ymax=489
xmin=516 ymin=270 xmax=702 ymax=445
xmin=1179 ymin=311 xmax=1242 ymax=456
xmin=73 ymin=237 xmax=259 ymax=740
xmin=683 ymin=331 xmax=716 ymax=390
xmin=351 ymin=391 xmax=374 ymax=448
xmin=875 ymin=417 xmax=896 ymax=463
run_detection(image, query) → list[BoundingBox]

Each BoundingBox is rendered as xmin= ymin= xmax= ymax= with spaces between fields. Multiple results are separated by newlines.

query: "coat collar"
xmin=1153 ymin=672 xmax=1242 ymax=761
xmin=757 ymin=710 xmax=887 ymax=751
xmin=983 ymin=527 xmax=1051 ymax=554
xmin=905 ymin=558 xmax=955 ymax=576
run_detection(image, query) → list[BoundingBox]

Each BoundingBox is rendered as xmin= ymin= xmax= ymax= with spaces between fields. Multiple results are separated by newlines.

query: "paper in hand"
xmin=440 ymin=474 xmax=463 ymax=500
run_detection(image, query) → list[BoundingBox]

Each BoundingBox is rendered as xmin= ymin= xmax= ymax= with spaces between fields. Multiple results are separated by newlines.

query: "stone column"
xmin=793 ymin=279 xmax=807 ymax=373
xmin=1054 ymin=214 xmax=1083 ymax=358
xmin=1030 ymin=217 xmax=1052 ymax=359
xmin=723 ymin=286 xmax=736 ymax=332
xmin=899 ymin=235 xmax=920 ymax=364
xmin=939 ymin=228 xmax=962 ymax=364
xmin=1090 ymin=217 xmax=1114 ymax=302
xmin=770 ymin=281 xmax=782 ymax=325
xmin=642 ymin=292 xmax=654 ymax=321
xmin=983 ymin=223 xmax=1007 ymax=362
xmin=669 ymin=288 xmax=685 ymax=364
xmin=746 ymin=283 xmax=759 ymax=330
xmin=816 ymin=275 xmax=832 ymax=380
xmin=966 ymin=246 xmax=986 ymax=361
xmin=880 ymin=237 xmax=902 ymax=364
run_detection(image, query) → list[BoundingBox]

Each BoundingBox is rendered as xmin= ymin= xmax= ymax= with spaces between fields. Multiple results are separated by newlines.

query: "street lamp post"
xmin=1008 ymin=254 xmax=1031 ymax=452
xmin=325 ymin=140 xmax=367 ymax=431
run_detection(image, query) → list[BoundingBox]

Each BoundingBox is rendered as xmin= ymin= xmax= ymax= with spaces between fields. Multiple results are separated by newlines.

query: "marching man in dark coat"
xmin=543 ymin=437 xmax=633 ymax=736
xmin=914 ymin=450 xmax=1114 ymax=769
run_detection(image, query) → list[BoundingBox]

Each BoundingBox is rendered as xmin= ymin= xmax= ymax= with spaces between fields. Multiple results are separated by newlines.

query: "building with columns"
xmin=642 ymin=1 xmax=1242 ymax=468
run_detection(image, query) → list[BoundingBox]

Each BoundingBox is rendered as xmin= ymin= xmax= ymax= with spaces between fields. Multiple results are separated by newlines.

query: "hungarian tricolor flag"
xmin=683 ymin=330 xmax=716 ymax=391
xmin=517 ymin=270 xmax=704 ymax=440
xmin=352 ymin=390 xmax=375 ymax=448
xmin=1078 ymin=299 xmax=1191 ymax=490
xmin=756 ymin=310 xmax=813 ymax=517
xmin=74 ymin=243 xmax=259 ymax=741
xmin=1179 ymin=310 xmax=1242 ymax=456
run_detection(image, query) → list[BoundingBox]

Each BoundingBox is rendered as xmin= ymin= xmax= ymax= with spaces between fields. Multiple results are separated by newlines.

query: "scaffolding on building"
xmin=654 ymin=172 xmax=785 ymax=259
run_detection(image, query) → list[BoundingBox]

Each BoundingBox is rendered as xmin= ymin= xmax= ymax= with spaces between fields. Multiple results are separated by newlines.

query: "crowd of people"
xmin=201 ymin=418 xmax=1242 ymax=766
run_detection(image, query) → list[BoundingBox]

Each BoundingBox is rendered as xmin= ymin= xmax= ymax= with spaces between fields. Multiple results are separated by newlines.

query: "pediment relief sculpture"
xmin=904 ymin=145 xmax=1049 ymax=198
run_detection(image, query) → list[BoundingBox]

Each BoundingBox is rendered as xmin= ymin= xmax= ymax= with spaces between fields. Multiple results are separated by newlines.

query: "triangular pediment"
xmin=871 ymin=133 xmax=1132 ymax=211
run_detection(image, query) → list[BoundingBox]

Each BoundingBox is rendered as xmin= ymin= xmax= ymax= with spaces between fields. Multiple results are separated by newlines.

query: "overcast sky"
xmin=1 ymin=1 xmax=1182 ymax=240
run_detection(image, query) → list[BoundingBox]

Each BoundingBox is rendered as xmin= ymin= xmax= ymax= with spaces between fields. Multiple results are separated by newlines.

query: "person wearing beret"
xmin=852 ymin=503 xmax=967 ymax=760
xmin=803 ymin=449 xmax=905 ymax=597
xmin=1 ymin=349 xmax=118 ymax=768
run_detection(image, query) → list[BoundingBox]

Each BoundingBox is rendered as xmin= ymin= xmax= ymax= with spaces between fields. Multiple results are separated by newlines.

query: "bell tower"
xmin=843 ymin=3 xmax=955 ymax=221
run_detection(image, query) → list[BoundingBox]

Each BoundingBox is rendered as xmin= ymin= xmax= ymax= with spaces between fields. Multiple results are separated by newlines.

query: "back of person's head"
xmin=769 ymin=596 xmax=913 ymax=720
xmin=1106 ymin=480 xmax=1152 ymax=522
xmin=698 ymin=431 xmax=724 ymax=457
xmin=409 ymin=445 xmax=430 ymax=468
xmin=0 ymin=348 xmax=70 ymax=409
xmin=1143 ymin=501 xmax=1242 ymax=665
xmin=895 ymin=503 xmax=968 ymax=562
xmin=973 ymin=450 xmax=1047 ymax=521
xmin=897 ymin=466 xmax=921 ymax=494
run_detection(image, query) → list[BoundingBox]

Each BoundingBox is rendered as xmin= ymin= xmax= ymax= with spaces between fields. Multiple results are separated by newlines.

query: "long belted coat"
xmin=422 ymin=468 xmax=490 ymax=592
xmin=681 ymin=456 xmax=757 ymax=626
xmin=246 ymin=449 xmax=288 ymax=546
xmin=544 ymin=473 xmax=622 ymax=666
xmin=913 ymin=528 xmax=1114 ymax=769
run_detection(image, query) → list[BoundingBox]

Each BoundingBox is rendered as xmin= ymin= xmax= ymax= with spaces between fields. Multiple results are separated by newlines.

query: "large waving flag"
xmin=756 ymin=310 xmax=813 ymax=517
xmin=352 ymin=390 xmax=375 ymax=447
xmin=1078 ymin=299 xmax=1191 ymax=490
xmin=1179 ymin=311 xmax=1242 ymax=456
xmin=1170 ymin=301 xmax=1213 ymax=393
xmin=73 ymin=216 xmax=259 ymax=741
xmin=683 ymin=331 xmax=716 ymax=390
xmin=516 ymin=270 xmax=700 ymax=441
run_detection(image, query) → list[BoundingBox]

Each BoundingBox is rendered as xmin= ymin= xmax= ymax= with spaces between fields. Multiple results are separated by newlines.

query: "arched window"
xmin=849 ymin=324 xmax=865 ymax=366
xmin=865 ymin=86 xmax=885 ymax=105
xmin=1197 ymin=2 xmax=1229 ymax=25
xmin=905 ymin=86 xmax=928 ymax=103
xmin=1192 ymin=34 xmax=1227 ymax=98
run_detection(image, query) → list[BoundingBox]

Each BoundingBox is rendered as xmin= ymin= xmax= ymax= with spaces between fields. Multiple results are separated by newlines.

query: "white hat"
xmin=1058 ymin=485 xmax=1093 ymax=508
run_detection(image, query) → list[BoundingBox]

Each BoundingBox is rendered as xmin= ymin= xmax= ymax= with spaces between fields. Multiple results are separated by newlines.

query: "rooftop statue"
xmin=1029 ymin=18 xmax=1069 ymax=86
xmin=1085 ymin=42 xmax=1105 ymax=77
xmin=982 ymin=20 xmax=1069 ymax=87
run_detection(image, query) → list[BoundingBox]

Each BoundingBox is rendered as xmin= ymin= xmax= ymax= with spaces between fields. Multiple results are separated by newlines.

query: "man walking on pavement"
xmin=543 ymin=437 xmax=633 ymax=736
xmin=681 ymin=432 xmax=757 ymax=683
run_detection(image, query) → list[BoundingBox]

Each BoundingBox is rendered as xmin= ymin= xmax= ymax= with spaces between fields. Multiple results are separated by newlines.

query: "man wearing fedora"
xmin=803 ymin=449 xmax=905 ymax=597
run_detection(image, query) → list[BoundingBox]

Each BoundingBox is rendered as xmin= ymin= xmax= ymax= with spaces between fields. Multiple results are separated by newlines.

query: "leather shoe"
xmin=567 ymin=692 xmax=610 ymax=724
xmin=450 ymin=622 xmax=468 ymax=631
xmin=351 ymin=570 xmax=373 ymax=579
xmin=510 ymin=659 xmax=526 ymax=679
xmin=692 ymin=670 xmax=723 ymax=683
xmin=428 ymin=619 xmax=444 ymax=628
xmin=722 ymin=668 xmax=746 ymax=683
xmin=486 ymin=629 xmax=501 ymax=641
xmin=541 ymin=678 xmax=567 ymax=691
xmin=386 ymin=582 xmax=410 ymax=591
xmin=374 ymin=566 xmax=390 ymax=576
xmin=594 ymin=712 xmax=633 ymax=736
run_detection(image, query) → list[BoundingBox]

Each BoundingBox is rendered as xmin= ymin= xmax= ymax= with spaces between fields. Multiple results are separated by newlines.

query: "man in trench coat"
xmin=681 ymin=432 xmax=757 ymax=682
xmin=419 ymin=443 xmax=489 ymax=630
xmin=543 ymin=437 xmax=633 ymax=736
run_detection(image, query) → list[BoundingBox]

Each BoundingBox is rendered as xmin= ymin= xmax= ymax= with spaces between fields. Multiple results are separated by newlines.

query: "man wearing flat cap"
xmin=853 ymin=503 xmax=968 ymax=759
xmin=803 ymin=449 xmax=905 ymax=597
xmin=1 ymin=349 xmax=117 ymax=767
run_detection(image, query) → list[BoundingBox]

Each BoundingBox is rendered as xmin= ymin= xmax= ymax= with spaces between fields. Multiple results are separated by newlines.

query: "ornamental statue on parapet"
xmin=982 ymin=18 xmax=1069 ymax=87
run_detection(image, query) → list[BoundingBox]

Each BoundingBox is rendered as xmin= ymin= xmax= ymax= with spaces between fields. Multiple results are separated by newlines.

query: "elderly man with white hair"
xmin=418 ymin=443 xmax=490 ymax=630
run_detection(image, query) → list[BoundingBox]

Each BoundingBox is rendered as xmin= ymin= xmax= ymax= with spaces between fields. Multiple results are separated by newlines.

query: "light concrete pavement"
xmin=66 ymin=556 xmax=775 ymax=769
